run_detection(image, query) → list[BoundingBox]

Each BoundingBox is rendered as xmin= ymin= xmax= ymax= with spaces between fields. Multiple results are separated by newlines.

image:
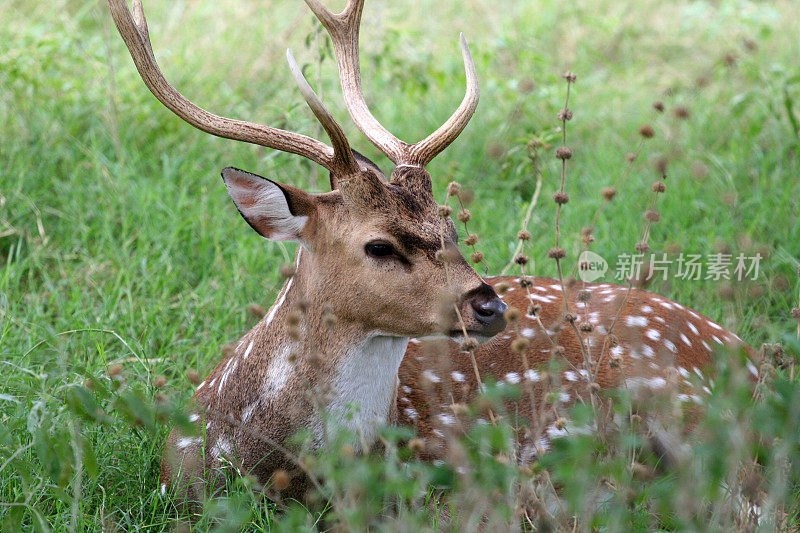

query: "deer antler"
xmin=106 ymin=0 xmax=360 ymax=180
xmin=304 ymin=0 xmax=479 ymax=168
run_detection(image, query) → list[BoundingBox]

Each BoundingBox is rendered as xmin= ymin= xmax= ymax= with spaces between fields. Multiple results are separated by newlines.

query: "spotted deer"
xmin=108 ymin=0 xmax=754 ymax=505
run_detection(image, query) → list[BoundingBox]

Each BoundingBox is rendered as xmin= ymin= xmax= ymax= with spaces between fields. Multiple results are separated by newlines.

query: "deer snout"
xmin=465 ymin=283 xmax=508 ymax=337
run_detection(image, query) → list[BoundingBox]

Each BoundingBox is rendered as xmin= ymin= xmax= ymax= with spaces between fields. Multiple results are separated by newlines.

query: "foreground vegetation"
xmin=1 ymin=0 xmax=799 ymax=529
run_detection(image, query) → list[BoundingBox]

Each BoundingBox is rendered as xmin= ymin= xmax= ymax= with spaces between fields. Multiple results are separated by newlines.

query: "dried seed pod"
xmin=470 ymin=251 xmax=484 ymax=263
xmin=460 ymin=338 xmax=479 ymax=351
xmin=517 ymin=229 xmax=531 ymax=241
xmin=547 ymin=247 xmax=566 ymax=259
xmin=457 ymin=209 xmax=472 ymax=223
xmin=555 ymin=147 xmax=573 ymax=160
xmin=464 ymin=233 xmax=479 ymax=246
xmin=272 ymin=470 xmax=291 ymax=490
xmin=644 ymin=209 xmax=660 ymax=222
xmin=446 ymin=181 xmax=462 ymax=196
xmin=514 ymin=254 xmax=529 ymax=265
xmin=577 ymin=290 xmax=591 ymax=302
xmin=437 ymin=205 xmax=453 ymax=217
xmin=552 ymin=191 xmax=570 ymax=205
xmin=519 ymin=278 xmax=533 ymax=289
xmin=653 ymin=101 xmax=665 ymax=112
xmin=635 ymin=241 xmax=650 ymax=253
xmin=638 ymin=125 xmax=655 ymax=138
xmin=511 ymin=337 xmax=531 ymax=353
xmin=601 ymin=187 xmax=617 ymax=201
xmin=504 ymin=307 xmax=522 ymax=322
xmin=652 ymin=181 xmax=666 ymax=193
xmin=186 ymin=369 xmax=201 ymax=385
xmin=495 ymin=281 xmax=511 ymax=295
xmin=279 ymin=263 xmax=296 ymax=279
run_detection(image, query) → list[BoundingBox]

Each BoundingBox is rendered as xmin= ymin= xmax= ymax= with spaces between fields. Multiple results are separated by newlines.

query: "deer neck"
xmin=245 ymin=248 xmax=409 ymax=448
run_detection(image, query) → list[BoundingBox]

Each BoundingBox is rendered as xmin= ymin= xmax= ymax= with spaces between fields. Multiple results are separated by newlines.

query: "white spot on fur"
xmin=422 ymin=370 xmax=441 ymax=383
xmin=645 ymin=329 xmax=661 ymax=341
xmin=188 ymin=413 xmax=200 ymax=423
xmin=261 ymin=345 xmax=294 ymax=398
xmin=524 ymin=369 xmax=541 ymax=382
xmin=177 ymin=437 xmax=201 ymax=449
xmin=680 ymin=333 xmax=692 ymax=346
xmin=626 ymin=316 xmax=648 ymax=327
xmin=404 ymin=407 xmax=419 ymax=419
xmin=688 ymin=322 xmax=699 ymax=335
xmin=242 ymin=341 xmax=254 ymax=360
xmin=505 ymin=372 xmax=521 ymax=384
xmin=242 ymin=403 xmax=257 ymax=422
xmin=521 ymin=328 xmax=535 ymax=338
xmin=641 ymin=305 xmax=653 ymax=313
xmin=451 ymin=371 xmax=466 ymax=382
xmin=664 ymin=339 xmax=677 ymax=353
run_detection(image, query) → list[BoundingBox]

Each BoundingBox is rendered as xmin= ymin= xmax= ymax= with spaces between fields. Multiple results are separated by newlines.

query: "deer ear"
xmin=221 ymin=167 xmax=315 ymax=241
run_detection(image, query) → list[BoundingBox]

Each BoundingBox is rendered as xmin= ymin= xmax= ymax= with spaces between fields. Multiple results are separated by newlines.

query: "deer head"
xmin=107 ymin=0 xmax=507 ymax=343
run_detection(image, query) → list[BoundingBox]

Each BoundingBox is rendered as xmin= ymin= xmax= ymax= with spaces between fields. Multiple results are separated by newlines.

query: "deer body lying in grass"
xmin=108 ymin=0 xmax=754 ymax=507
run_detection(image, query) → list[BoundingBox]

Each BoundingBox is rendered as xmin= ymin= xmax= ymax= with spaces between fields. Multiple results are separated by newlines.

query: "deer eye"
xmin=365 ymin=242 xmax=396 ymax=259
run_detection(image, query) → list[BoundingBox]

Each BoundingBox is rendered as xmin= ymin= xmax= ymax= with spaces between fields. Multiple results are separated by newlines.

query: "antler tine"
xmin=304 ymin=0 xmax=408 ymax=165
xmin=107 ymin=0 xmax=358 ymax=179
xmin=408 ymin=34 xmax=479 ymax=167
xmin=304 ymin=0 xmax=479 ymax=168
xmin=286 ymin=49 xmax=360 ymax=184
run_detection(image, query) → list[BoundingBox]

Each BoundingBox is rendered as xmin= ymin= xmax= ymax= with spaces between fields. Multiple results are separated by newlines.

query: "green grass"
xmin=2 ymin=0 xmax=800 ymax=529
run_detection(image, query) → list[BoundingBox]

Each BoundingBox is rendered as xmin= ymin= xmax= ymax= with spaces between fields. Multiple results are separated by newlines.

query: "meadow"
xmin=1 ymin=0 xmax=799 ymax=530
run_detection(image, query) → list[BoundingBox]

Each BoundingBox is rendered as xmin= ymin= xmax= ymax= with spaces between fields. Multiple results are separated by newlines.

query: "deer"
xmin=107 ymin=0 xmax=757 ymax=508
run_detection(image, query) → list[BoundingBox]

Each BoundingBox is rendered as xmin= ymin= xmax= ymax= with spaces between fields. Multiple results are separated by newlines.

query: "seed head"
xmin=460 ymin=338 xmax=479 ymax=352
xmin=446 ymin=181 xmax=462 ymax=196
xmin=563 ymin=313 xmax=577 ymax=323
xmin=286 ymin=311 xmax=302 ymax=327
xmin=547 ymin=247 xmax=566 ymax=260
xmin=579 ymin=322 xmax=594 ymax=332
xmin=187 ymin=369 xmax=201 ymax=385
xmin=562 ymin=71 xmax=577 ymax=83
xmin=635 ymin=241 xmax=650 ymax=253
xmin=644 ymin=209 xmax=660 ymax=222
xmin=791 ymin=308 xmax=800 ymax=320
xmin=272 ymin=470 xmax=291 ymax=490
xmin=625 ymin=152 xmax=637 ymax=163
xmin=581 ymin=233 xmax=595 ymax=246
xmin=557 ymin=108 xmax=573 ymax=121
xmin=437 ymin=205 xmax=453 ymax=218
xmin=322 ymin=311 xmax=337 ymax=329
xmin=652 ymin=181 xmax=666 ymax=193
xmin=407 ymin=438 xmax=425 ymax=452
xmin=457 ymin=209 xmax=472 ymax=223
xmin=606 ymin=334 xmax=620 ymax=348
xmin=153 ymin=375 xmax=167 ymax=388
xmin=673 ymin=106 xmax=690 ymax=120
xmin=519 ymin=277 xmax=533 ymax=288
xmin=554 ymin=417 xmax=566 ymax=430
xmin=653 ymin=101 xmax=665 ymax=113
xmin=601 ymin=187 xmax=617 ymax=201
xmin=552 ymin=345 xmax=565 ymax=356
xmin=577 ymin=290 xmax=591 ymax=302
xmin=511 ymin=337 xmax=531 ymax=353
xmin=609 ymin=352 xmax=623 ymax=368
xmin=527 ymin=303 xmax=541 ymax=316
xmin=552 ymin=191 xmax=570 ymax=205
xmin=638 ymin=125 xmax=655 ymax=139
xmin=470 ymin=251 xmax=484 ymax=263
xmin=450 ymin=403 xmax=468 ymax=416
xmin=514 ymin=253 xmax=529 ymax=265
xmin=495 ymin=281 xmax=511 ymax=295
xmin=517 ymin=229 xmax=531 ymax=241
xmin=279 ymin=263 xmax=296 ymax=279
xmin=555 ymin=147 xmax=573 ymax=160
xmin=504 ymin=307 xmax=522 ymax=322
xmin=464 ymin=233 xmax=479 ymax=246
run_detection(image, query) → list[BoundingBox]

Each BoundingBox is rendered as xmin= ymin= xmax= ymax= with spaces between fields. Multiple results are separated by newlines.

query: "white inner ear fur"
xmin=223 ymin=169 xmax=308 ymax=241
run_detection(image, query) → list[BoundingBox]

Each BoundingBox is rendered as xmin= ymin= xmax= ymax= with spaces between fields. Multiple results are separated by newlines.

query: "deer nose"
xmin=469 ymin=285 xmax=508 ymax=336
